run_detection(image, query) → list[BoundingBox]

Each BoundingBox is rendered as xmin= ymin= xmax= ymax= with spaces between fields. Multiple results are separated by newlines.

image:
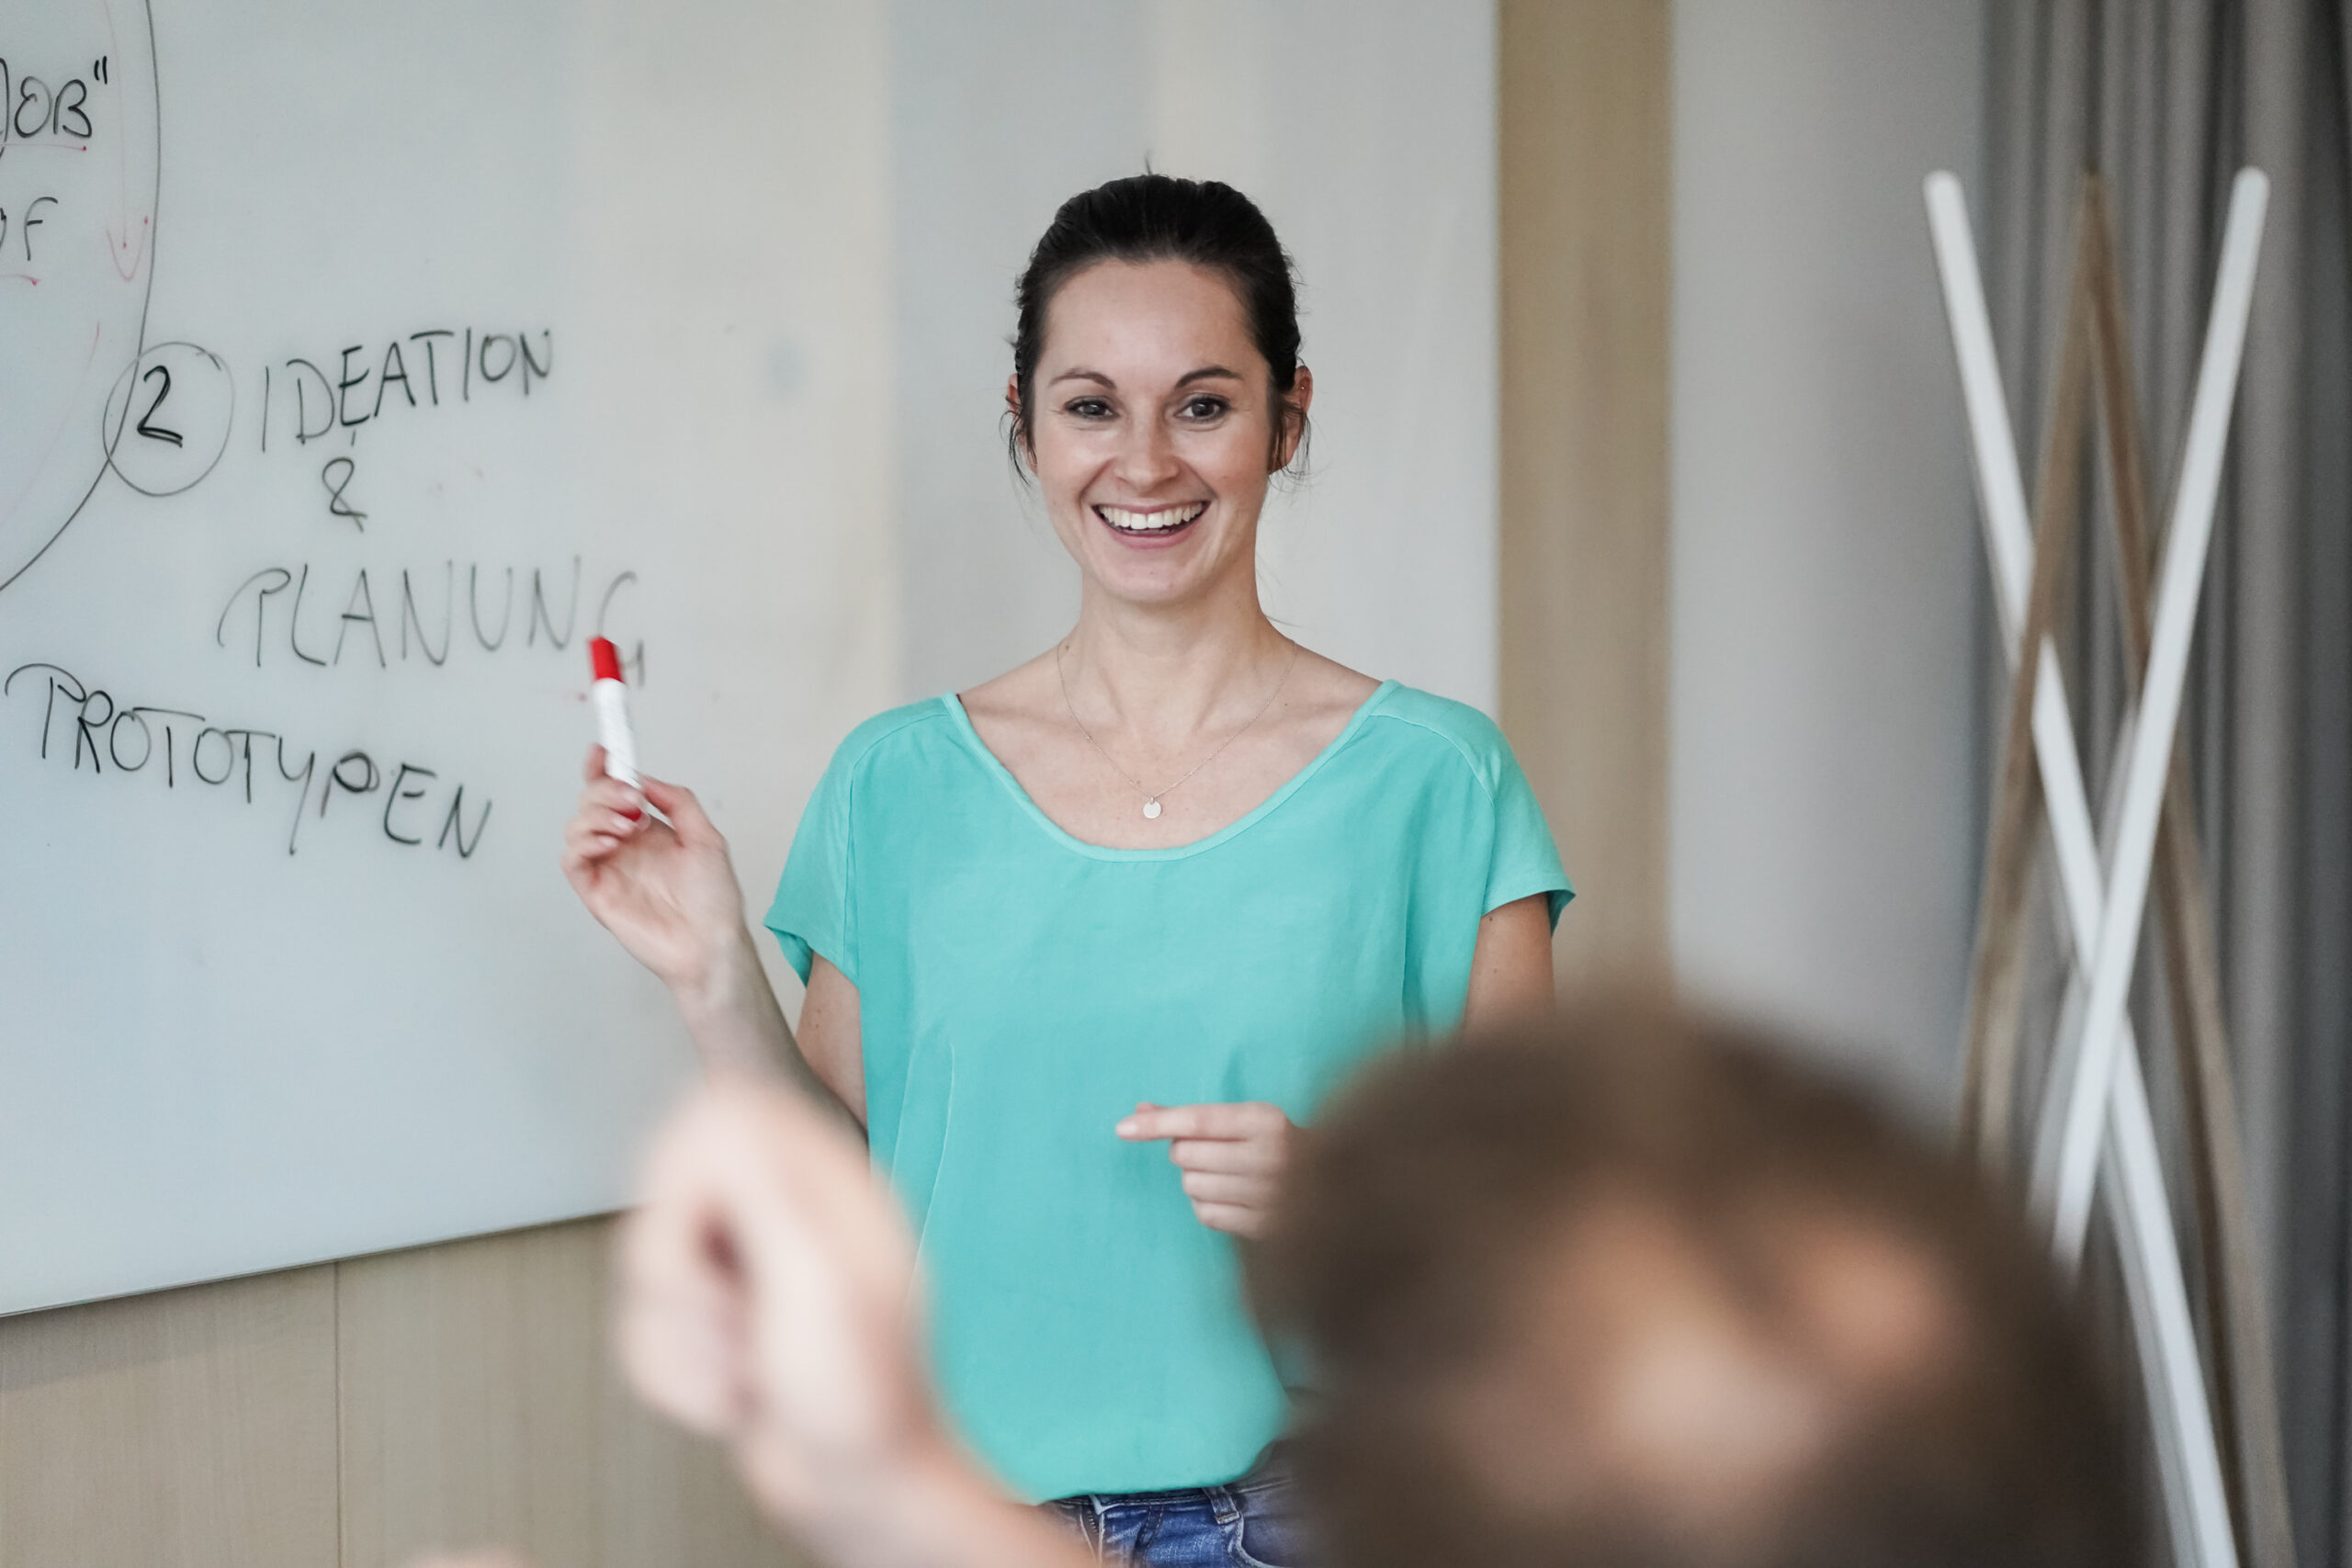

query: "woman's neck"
xmin=1058 ymin=577 xmax=1293 ymax=740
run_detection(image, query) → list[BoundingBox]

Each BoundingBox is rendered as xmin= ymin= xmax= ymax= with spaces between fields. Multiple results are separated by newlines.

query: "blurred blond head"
xmin=1250 ymin=991 xmax=2132 ymax=1568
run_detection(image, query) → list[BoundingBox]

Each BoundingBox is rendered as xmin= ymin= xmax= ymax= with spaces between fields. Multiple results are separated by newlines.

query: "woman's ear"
xmin=1005 ymin=374 xmax=1034 ymax=468
xmin=1272 ymin=365 xmax=1315 ymax=472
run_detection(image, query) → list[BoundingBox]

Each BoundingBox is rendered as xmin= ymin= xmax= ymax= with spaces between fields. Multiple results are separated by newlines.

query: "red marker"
xmin=588 ymin=637 xmax=639 ymax=790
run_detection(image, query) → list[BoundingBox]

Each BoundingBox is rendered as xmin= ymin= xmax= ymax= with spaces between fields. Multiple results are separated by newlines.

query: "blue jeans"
xmin=1046 ymin=1454 xmax=1310 ymax=1567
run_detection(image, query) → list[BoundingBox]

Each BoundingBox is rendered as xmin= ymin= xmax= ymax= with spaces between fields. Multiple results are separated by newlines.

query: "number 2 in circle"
xmin=136 ymin=365 xmax=183 ymax=447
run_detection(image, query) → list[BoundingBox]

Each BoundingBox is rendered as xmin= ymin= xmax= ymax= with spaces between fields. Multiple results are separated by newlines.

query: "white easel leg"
xmin=1925 ymin=172 xmax=2244 ymax=1568
xmin=2043 ymin=170 xmax=2269 ymax=1268
xmin=2113 ymin=1043 xmax=2241 ymax=1568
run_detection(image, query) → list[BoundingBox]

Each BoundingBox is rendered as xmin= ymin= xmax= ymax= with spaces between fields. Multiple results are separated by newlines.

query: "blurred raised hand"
xmin=616 ymin=1078 xmax=1087 ymax=1568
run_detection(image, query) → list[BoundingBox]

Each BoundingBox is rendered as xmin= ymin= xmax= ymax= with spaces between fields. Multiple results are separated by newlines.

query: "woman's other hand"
xmin=560 ymin=746 xmax=752 ymax=996
xmin=1116 ymin=1101 xmax=1297 ymax=1237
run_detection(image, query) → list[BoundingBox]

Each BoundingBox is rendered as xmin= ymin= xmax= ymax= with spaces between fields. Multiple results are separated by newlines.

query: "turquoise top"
xmin=764 ymin=680 xmax=1571 ymax=1501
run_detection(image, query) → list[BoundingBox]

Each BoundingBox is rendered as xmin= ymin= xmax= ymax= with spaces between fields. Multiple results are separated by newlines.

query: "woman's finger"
xmin=561 ymin=825 xmax=609 ymax=871
xmin=641 ymin=774 xmax=724 ymax=849
xmin=1179 ymin=1170 xmax=1267 ymax=1205
xmin=1167 ymin=1136 xmax=1284 ymax=1176
xmin=1189 ymin=1201 xmax=1261 ymax=1236
xmin=564 ymin=807 xmax=637 ymax=848
xmin=581 ymin=774 xmax=643 ymax=808
xmin=562 ymin=816 xmax=632 ymax=867
xmin=577 ymin=776 xmax=647 ymax=820
xmin=582 ymin=743 xmax=609 ymax=783
xmin=1118 ymin=1101 xmax=1271 ymax=1142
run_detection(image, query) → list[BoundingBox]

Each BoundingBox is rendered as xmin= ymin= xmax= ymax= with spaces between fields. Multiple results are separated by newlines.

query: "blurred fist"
xmin=616 ymin=1079 xmax=943 ymax=1525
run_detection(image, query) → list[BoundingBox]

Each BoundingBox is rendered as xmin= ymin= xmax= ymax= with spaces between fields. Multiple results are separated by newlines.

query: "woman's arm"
xmin=794 ymin=956 xmax=866 ymax=1124
xmin=1463 ymin=892 xmax=1555 ymax=1030
xmin=682 ymin=937 xmax=864 ymax=1124
xmin=673 ymin=920 xmax=803 ymax=1082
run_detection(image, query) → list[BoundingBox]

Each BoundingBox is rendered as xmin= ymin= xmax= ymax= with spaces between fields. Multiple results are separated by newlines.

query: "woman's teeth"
xmin=1098 ymin=502 xmax=1207 ymax=534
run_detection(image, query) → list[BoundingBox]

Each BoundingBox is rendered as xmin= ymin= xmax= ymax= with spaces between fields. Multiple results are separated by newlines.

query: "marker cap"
xmin=589 ymin=637 xmax=623 ymax=683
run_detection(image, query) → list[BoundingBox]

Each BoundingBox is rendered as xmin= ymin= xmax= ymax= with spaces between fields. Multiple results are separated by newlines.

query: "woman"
xmin=562 ymin=174 xmax=1570 ymax=1566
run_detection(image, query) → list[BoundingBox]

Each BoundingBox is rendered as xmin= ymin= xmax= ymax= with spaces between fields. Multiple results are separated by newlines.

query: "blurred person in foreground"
xmin=558 ymin=995 xmax=2134 ymax=1568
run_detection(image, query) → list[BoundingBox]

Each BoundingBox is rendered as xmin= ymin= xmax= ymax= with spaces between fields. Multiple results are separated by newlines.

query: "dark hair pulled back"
xmin=1007 ymin=174 xmax=1307 ymax=475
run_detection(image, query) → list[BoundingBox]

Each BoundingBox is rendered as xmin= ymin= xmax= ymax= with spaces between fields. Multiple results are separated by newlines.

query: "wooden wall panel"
xmin=335 ymin=1218 xmax=798 ymax=1568
xmin=1498 ymin=0 xmax=1674 ymax=984
xmin=1 ymin=1220 xmax=798 ymax=1568
xmin=0 ymin=1265 xmax=340 ymax=1568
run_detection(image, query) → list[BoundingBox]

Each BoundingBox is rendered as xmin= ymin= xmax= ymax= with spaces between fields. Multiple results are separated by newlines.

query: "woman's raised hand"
xmin=1116 ymin=1101 xmax=1298 ymax=1237
xmin=560 ymin=746 xmax=751 ymax=996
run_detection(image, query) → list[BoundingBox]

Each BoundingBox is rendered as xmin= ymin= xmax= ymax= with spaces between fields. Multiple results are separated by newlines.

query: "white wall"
xmin=887 ymin=0 xmax=1498 ymax=711
xmin=1669 ymin=0 xmax=1988 ymax=1107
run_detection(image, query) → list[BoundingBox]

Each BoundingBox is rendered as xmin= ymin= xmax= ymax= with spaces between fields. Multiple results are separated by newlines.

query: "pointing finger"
xmin=1118 ymin=1103 xmax=1245 ymax=1142
xmin=1118 ymin=1101 xmax=1287 ymax=1144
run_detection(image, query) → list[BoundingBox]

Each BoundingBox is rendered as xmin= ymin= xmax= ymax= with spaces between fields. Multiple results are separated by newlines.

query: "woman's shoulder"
xmin=822 ymin=697 xmax=961 ymax=780
xmin=1355 ymin=683 xmax=1521 ymax=792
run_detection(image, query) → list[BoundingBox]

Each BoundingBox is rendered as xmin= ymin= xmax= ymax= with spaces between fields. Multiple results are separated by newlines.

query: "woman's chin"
xmin=1057 ymin=513 xmax=1255 ymax=610
xmin=1085 ymin=552 xmax=1225 ymax=610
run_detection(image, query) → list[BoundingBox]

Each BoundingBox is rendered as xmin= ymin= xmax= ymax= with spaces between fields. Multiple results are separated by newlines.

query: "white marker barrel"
xmin=588 ymin=637 xmax=639 ymax=788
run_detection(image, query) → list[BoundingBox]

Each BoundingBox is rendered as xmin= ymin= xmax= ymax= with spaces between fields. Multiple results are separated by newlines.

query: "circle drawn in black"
xmin=103 ymin=341 xmax=234 ymax=498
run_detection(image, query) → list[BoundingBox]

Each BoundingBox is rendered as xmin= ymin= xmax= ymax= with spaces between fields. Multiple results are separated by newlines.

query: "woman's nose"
xmin=1114 ymin=419 xmax=1182 ymax=490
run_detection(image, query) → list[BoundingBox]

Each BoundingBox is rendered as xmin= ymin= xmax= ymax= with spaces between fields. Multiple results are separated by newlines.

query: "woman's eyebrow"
xmin=1046 ymin=365 xmax=1245 ymax=389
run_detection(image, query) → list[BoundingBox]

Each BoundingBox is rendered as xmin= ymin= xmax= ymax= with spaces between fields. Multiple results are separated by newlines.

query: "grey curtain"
xmin=1980 ymin=3 xmax=2350 ymax=1565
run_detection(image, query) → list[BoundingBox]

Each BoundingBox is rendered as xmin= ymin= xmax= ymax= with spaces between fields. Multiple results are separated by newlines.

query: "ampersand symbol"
xmin=322 ymin=456 xmax=367 ymax=531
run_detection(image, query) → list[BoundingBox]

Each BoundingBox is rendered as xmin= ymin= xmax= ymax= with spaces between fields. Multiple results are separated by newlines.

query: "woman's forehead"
xmin=1039 ymin=258 xmax=1259 ymax=377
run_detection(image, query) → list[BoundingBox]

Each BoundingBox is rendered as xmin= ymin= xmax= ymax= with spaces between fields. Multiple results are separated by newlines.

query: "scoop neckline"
xmin=943 ymin=678 xmax=1399 ymax=862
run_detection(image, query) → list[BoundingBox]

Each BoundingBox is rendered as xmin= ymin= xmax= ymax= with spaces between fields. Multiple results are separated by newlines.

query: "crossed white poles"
xmin=1924 ymin=169 xmax=2274 ymax=1568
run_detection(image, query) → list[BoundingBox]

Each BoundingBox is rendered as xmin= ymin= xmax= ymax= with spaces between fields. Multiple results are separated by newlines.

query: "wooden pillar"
xmin=1498 ymin=0 xmax=1674 ymax=984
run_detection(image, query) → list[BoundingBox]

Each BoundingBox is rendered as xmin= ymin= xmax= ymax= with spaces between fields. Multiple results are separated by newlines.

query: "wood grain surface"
xmin=1498 ymin=0 xmax=1674 ymax=986
xmin=0 ymin=1221 xmax=800 ymax=1568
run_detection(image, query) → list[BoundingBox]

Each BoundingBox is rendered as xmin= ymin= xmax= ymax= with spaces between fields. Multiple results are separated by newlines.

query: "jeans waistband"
xmin=1046 ymin=1441 xmax=1295 ymax=1518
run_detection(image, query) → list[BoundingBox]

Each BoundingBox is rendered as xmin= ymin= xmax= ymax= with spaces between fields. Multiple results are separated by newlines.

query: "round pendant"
xmin=1143 ymin=798 xmax=1162 ymax=819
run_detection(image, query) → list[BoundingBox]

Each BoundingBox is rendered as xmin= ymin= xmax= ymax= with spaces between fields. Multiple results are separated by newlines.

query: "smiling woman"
xmin=560 ymin=174 xmax=1571 ymax=1568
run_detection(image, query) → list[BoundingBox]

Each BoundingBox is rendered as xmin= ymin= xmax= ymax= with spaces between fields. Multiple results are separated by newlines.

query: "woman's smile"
xmin=1096 ymin=500 xmax=1208 ymax=547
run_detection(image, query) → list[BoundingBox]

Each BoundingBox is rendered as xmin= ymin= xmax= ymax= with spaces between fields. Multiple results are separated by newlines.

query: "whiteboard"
xmin=0 ymin=0 xmax=897 ymax=1312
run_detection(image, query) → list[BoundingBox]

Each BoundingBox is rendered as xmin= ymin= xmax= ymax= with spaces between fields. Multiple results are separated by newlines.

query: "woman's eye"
xmin=1180 ymin=396 xmax=1229 ymax=421
xmin=1065 ymin=398 xmax=1114 ymax=420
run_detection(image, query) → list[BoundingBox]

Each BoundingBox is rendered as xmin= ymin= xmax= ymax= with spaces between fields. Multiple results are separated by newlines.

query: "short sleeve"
xmin=765 ymin=736 xmax=860 ymax=986
xmin=1484 ymin=747 xmax=1574 ymax=930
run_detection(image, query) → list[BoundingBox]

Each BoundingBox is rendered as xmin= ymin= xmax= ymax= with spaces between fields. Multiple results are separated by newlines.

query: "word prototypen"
xmin=588 ymin=637 xmax=639 ymax=790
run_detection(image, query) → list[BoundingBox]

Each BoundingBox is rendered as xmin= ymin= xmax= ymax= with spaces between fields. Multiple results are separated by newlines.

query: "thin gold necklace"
xmin=1054 ymin=637 xmax=1302 ymax=819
